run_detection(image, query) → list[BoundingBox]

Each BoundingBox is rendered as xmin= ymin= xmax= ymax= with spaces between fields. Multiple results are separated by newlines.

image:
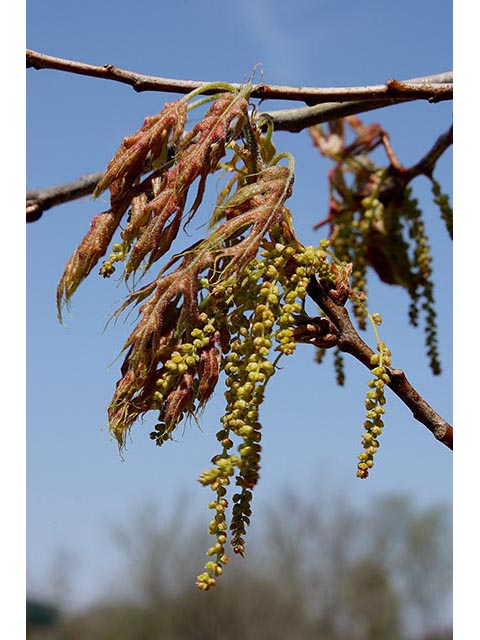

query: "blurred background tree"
xmin=28 ymin=491 xmax=451 ymax=640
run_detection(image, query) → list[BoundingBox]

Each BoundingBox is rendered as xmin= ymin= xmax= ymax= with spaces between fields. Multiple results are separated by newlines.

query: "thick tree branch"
xmin=26 ymin=49 xmax=452 ymax=105
xmin=306 ymin=276 xmax=453 ymax=450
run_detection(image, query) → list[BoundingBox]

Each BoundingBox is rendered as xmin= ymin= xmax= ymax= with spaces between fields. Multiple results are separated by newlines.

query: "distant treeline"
xmin=27 ymin=492 xmax=452 ymax=640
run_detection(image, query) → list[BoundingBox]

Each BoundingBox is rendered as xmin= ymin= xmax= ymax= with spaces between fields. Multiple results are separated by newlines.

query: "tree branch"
xmin=306 ymin=276 xmax=453 ymax=450
xmin=26 ymin=49 xmax=453 ymax=452
xmin=402 ymin=124 xmax=453 ymax=180
xmin=26 ymin=49 xmax=452 ymax=105
xmin=261 ymin=72 xmax=452 ymax=133
xmin=26 ymin=171 xmax=104 ymax=222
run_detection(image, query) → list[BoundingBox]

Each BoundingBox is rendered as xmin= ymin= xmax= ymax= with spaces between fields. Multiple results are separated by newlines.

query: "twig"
xmin=306 ymin=276 xmax=453 ymax=450
xmin=376 ymin=124 xmax=454 ymax=205
xmin=26 ymin=171 xmax=104 ymax=222
xmin=262 ymin=72 xmax=452 ymax=133
xmin=26 ymin=49 xmax=452 ymax=105
xmin=402 ymin=124 xmax=453 ymax=180
xmin=380 ymin=130 xmax=404 ymax=171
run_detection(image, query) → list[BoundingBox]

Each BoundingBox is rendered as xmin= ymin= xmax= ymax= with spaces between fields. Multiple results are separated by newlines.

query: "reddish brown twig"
xmin=26 ymin=51 xmax=453 ymax=220
xmin=26 ymin=49 xmax=453 ymax=105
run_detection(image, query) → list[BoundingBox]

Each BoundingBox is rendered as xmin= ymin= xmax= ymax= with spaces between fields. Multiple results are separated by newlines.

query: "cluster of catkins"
xmin=195 ymin=241 xmax=335 ymax=589
xmin=309 ymin=118 xmax=451 ymax=377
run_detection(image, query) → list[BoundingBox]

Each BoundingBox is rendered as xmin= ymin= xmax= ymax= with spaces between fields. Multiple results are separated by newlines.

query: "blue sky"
xmin=26 ymin=0 xmax=453 ymax=609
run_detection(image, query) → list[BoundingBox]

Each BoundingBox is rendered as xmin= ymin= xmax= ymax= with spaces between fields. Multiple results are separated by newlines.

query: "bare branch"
xmin=306 ymin=276 xmax=453 ymax=450
xmin=26 ymin=171 xmax=104 ymax=222
xmin=261 ymin=72 xmax=452 ymax=133
xmin=403 ymin=124 xmax=453 ymax=179
xmin=26 ymin=49 xmax=452 ymax=105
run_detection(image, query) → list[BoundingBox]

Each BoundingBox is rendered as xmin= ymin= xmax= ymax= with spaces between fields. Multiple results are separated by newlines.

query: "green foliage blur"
xmin=27 ymin=492 xmax=451 ymax=640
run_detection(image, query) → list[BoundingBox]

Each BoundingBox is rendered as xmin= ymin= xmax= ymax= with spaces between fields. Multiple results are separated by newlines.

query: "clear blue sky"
xmin=26 ymin=0 xmax=452 ymax=609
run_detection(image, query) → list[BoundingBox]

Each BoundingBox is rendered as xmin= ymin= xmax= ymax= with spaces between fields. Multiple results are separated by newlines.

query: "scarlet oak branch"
xmin=306 ymin=276 xmax=453 ymax=450
xmin=26 ymin=49 xmax=452 ymax=105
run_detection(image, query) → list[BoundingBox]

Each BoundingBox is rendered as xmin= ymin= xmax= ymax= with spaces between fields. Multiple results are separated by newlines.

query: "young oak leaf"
xmin=93 ymin=98 xmax=189 ymax=202
xmin=107 ymin=250 xmax=216 ymax=443
xmin=56 ymin=206 xmax=127 ymax=320
xmin=122 ymin=92 xmax=249 ymax=276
